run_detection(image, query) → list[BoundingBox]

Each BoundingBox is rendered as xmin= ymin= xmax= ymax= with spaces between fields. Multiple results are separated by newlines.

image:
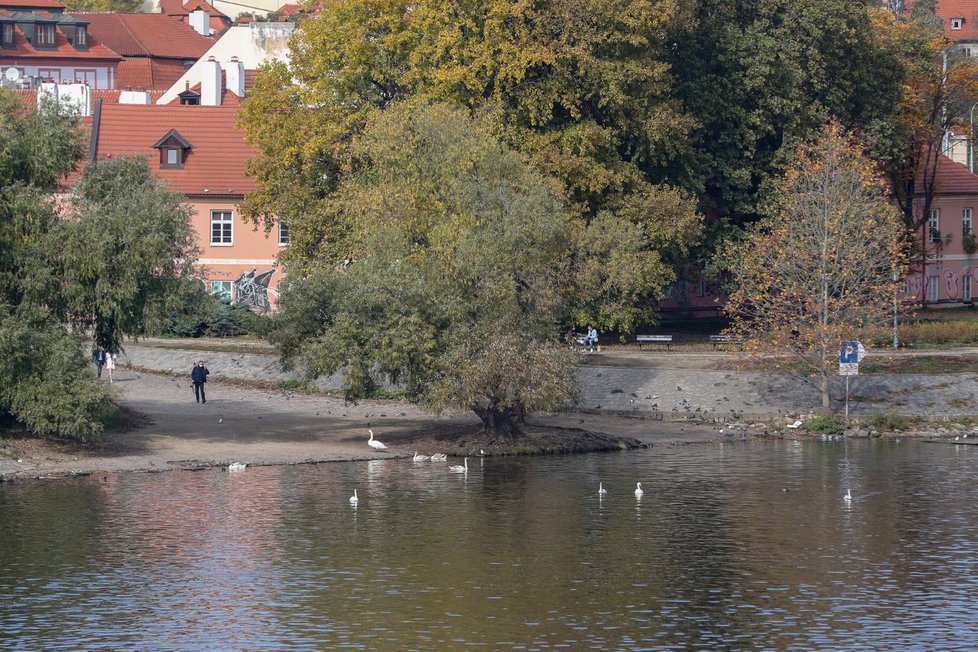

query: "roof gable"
xmin=151 ymin=128 xmax=191 ymax=149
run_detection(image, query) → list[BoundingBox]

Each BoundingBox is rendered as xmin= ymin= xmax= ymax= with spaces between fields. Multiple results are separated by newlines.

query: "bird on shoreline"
xmin=228 ymin=462 xmax=246 ymax=472
xmin=635 ymin=482 xmax=644 ymax=498
xmin=367 ymin=429 xmax=387 ymax=450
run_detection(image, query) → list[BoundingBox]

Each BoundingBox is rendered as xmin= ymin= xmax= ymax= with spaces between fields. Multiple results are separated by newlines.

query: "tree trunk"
xmin=472 ymin=401 xmax=526 ymax=439
xmin=820 ymin=372 xmax=830 ymax=411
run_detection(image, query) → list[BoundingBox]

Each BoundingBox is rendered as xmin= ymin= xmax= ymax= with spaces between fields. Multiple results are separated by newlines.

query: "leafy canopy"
xmin=241 ymin=0 xmax=702 ymax=331
xmin=271 ymin=102 xmax=580 ymax=435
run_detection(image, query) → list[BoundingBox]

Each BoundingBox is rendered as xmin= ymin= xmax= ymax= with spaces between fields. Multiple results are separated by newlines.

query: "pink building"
xmin=82 ymin=99 xmax=284 ymax=311
xmin=913 ymin=153 xmax=978 ymax=305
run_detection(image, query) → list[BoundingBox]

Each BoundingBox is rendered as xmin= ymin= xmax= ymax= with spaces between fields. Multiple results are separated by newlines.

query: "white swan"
xmin=844 ymin=488 xmax=852 ymax=503
xmin=598 ymin=482 xmax=608 ymax=495
xmin=413 ymin=452 xmax=430 ymax=461
xmin=430 ymin=453 xmax=447 ymax=461
xmin=448 ymin=458 xmax=468 ymax=473
xmin=635 ymin=482 xmax=644 ymax=498
xmin=367 ymin=429 xmax=387 ymax=450
xmin=349 ymin=489 xmax=358 ymax=505
xmin=228 ymin=462 xmax=246 ymax=472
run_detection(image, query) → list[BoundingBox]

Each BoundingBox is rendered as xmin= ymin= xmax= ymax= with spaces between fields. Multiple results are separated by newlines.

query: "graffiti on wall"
xmin=233 ymin=267 xmax=277 ymax=313
xmin=943 ymin=269 xmax=960 ymax=300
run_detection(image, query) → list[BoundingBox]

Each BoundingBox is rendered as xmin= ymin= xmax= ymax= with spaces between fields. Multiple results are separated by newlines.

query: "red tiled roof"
xmin=0 ymin=20 xmax=121 ymax=61
xmin=116 ymin=57 xmax=191 ymax=90
xmin=159 ymin=0 xmax=188 ymax=16
xmin=71 ymin=12 xmax=212 ymax=59
xmin=918 ymin=152 xmax=978 ymax=195
xmin=905 ymin=0 xmax=978 ymax=41
xmin=182 ymin=0 xmax=228 ymax=20
xmin=87 ymin=103 xmax=255 ymax=197
xmin=0 ymin=0 xmax=64 ymax=8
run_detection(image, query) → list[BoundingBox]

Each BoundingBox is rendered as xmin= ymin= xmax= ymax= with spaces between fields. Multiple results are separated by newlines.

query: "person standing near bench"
xmin=192 ymin=360 xmax=209 ymax=404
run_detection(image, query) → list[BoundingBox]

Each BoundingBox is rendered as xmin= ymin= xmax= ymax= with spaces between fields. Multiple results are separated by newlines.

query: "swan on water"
xmin=448 ymin=458 xmax=468 ymax=473
xmin=635 ymin=482 xmax=644 ymax=498
xmin=349 ymin=489 xmax=359 ymax=505
xmin=413 ymin=452 xmax=430 ymax=461
xmin=430 ymin=453 xmax=447 ymax=461
xmin=598 ymin=482 xmax=608 ymax=495
xmin=844 ymin=488 xmax=852 ymax=503
xmin=228 ymin=462 xmax=246 ymax=472
xmin=367 ymin=429 xmax=387 ymax=450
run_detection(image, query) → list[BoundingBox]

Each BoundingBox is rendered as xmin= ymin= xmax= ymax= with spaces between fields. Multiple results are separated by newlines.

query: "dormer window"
xmin=75 ymin=26 xmax=87 ymax=46
xmin=1 ymin=22 xmax=13 ymax=46
xmin=35 ymin=23 xmax=55 ymax=46
xmin=952 ymin=17 xmax=964 ymax=30
xmin=152 ymin=129 xmax=192 ymax=170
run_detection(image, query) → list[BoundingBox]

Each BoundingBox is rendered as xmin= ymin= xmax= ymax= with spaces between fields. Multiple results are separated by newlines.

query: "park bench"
xmin=637 ymin=334 xmax=673 ymax=350
xmin=710 ymin=334 xmax=742 ymax=350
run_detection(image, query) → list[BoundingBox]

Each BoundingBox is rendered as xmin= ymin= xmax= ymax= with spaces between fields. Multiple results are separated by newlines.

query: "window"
xmin=1 ymin=23 xmax=13 ymax=45
xmin=952 ymin=18 xmax=964 ymax=30
xmin=210 ymin=280 xmax=232 ymax=301
xmin=929 ymin=209 xmax=941 ymax=242
xmin=965 ymin=208 xmax=973 ymax=235
xmin=75 ymin=26 xmax=86 ymax=46
xmin=210 ymin=210 xmax=233 ymax=245
xmin=928 ymin=275 xmax=940 ymax=302
xmin=278 ymin=220 xmax=290 ymax=245
xmin=75 ymin=69 xmax=96 ymax=86
xmin=965 ymin=275 xmax=973 ymax=302
xmin=161 ymin=148 xmax=183 ymax=168
xmin=35 ymin=24 xmax=55 ymax=46
xmin=37 ymin=68 xmax=60 ymax=83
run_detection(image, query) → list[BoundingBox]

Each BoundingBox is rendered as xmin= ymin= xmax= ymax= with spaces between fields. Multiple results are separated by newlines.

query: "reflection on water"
xmin=2 ymin=440 xmax=978 ymax=649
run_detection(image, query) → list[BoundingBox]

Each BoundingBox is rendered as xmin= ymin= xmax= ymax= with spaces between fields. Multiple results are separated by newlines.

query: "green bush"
xmin=152 ymin=292 xmax=273 ymax=339
xmin=801 ymin=414 xmax=847 ymax=434
xmin=870 ymin=412 xmax=909 ymax=432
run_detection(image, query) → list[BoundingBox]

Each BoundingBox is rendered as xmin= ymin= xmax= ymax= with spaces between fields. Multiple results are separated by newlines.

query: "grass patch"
xmin=860 ymin=355 xmax=978 ymax=375
xmin=801 ymin=414 xmax=847 ymax=434
xmin=870 ymin=412 xmax=911 ymax=432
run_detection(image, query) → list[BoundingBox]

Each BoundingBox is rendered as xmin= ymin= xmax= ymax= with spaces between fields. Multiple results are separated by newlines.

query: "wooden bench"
xmin=637 ymin=334 xmax=673 ymax=350
xmin=710 ymin=334 xmax=742 ymax=350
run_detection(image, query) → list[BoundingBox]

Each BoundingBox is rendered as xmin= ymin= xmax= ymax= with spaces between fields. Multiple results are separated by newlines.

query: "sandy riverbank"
xmin=0 ymin=369 xmax=730 ymax=481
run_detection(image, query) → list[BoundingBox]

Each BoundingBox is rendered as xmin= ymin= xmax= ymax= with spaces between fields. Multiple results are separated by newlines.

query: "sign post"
xmin=839 ymin=340 xmax=866 ymax=419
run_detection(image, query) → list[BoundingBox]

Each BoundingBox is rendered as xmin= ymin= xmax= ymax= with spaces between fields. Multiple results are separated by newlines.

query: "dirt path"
xmin=1 ymin=369 xmax=724 ymax=480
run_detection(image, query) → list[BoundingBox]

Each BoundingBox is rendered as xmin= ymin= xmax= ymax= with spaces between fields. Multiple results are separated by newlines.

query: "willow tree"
xmin=271 ymin=102 xmax=598 ymax=437
xmin=0 ymin=90 xmax=200 ymax=439
xmin=241 ymin=0 xmax=702 ymax=333
xmin=723 ymin=123 xmax=904 ymax=411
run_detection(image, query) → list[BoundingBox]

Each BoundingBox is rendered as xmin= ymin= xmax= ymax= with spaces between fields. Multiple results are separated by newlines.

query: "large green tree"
xmin=241 ymin=0 xmax=702 ymax=332
xmin=272 ymin=102 xmax=624 ymax=437
xmin=0 ymin=91 xmax=201 ymax=438
xmin=667 ymin=0 xmax=906 ymax=226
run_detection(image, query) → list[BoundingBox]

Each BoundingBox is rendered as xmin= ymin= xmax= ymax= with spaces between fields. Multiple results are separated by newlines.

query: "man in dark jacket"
xmin=191 ymin=361 xmax=209 ymax=403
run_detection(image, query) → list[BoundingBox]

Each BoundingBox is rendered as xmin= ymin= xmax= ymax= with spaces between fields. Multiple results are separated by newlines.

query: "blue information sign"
xmin=840 ymin=341 xmax=859 ymax=364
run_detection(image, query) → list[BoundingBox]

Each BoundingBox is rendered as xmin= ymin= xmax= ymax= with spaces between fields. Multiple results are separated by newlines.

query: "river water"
xmin=2 ymin=439 xmax=977 ymax=650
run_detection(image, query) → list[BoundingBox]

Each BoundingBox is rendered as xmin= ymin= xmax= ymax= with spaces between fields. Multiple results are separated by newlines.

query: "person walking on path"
xmin=104 ymin=351 xmax=115 ymax=383
xmin=93 ymin=347 xmax=106 ymax=378
xmin=192 ymin=361 xmax=209 ymax=403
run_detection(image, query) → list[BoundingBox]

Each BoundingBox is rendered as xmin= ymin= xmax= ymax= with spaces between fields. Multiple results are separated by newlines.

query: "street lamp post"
xmin=893 ymin=269 xmax=900 ymax=349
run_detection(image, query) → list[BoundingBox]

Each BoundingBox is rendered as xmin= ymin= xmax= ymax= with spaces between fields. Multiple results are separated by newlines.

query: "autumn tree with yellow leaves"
xmin=724 ymin=124 xmax=904 ymax=411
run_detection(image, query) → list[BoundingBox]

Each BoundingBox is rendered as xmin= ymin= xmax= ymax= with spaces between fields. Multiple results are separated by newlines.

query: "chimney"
xmin=119 ymin=89 xmax=151 ymax=105
xmin=189 ymin=9 xmax=210 ymax=36
xmin=226 ymin=56 xmax=245 ymax=98
xmin=38 ymin=80 xmax=59 ymax=107
xmin=201 ymin=56 xmax=221 ymax=106
xmin=62 ymin=82 xmax=92 ymax=117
